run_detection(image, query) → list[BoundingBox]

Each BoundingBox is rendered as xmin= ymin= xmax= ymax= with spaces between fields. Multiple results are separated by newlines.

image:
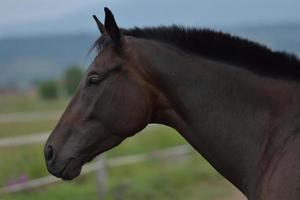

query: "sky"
xmin=0 ymin=0 xmax=300 ymax=38
xmin=0 ymin=0 xmax=99 ymax=26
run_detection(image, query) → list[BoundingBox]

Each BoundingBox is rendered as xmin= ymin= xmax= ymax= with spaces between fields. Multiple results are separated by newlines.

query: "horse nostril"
xmin=45 ymin=145 xmax=55 ymax=162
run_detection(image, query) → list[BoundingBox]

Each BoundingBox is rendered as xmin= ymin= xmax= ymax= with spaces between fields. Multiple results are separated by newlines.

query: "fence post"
xmin=95 ymin=154 xmax=107 ymax=200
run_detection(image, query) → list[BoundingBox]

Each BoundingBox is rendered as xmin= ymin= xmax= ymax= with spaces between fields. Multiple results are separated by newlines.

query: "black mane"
xmin=121 ymin=25 xmax=300 ymax=80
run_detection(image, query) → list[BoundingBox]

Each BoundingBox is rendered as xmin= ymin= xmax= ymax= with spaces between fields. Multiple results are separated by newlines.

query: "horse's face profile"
xmin=44 ymin=8 xmax=153 ymax=180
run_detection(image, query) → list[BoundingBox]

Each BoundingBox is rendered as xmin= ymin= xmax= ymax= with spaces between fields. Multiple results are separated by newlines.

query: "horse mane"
xmin=121 ymin=25 xmax=300 ymax=80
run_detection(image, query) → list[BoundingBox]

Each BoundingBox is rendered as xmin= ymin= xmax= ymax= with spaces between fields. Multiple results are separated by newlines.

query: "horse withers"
xmin=45 ymin=7 xmax=300 ymax=200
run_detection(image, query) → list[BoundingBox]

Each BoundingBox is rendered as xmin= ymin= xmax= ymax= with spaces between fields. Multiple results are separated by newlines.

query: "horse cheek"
xmin=111 ymin=90 xmax=150 ymax=136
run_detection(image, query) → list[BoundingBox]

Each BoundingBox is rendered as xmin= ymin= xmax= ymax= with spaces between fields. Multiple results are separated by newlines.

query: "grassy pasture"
xmin=0 ymin=120 xmax=57 ymax=138
xmin=0 ymin=96 xmax=68 ymax=114
xmin=0 ymin=96 xmax=234 ymax=200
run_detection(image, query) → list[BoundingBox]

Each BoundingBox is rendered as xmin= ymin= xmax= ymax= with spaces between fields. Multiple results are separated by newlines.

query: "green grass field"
xmin=0 ymin=96 xmax=235 ymax=200
xmin=0 ymin=96 xmax=68 ymax=114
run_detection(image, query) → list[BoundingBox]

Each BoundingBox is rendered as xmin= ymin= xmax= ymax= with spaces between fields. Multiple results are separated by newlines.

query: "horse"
xmin=44 ymin=7 xmax=300 ymax=200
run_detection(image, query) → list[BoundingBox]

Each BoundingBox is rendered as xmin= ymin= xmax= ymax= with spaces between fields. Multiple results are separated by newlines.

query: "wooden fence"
xmin=0 ymin=128 xmax=191 ymax=197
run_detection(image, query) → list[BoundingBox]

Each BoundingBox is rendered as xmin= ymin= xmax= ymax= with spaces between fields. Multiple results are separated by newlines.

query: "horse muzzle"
xmin=44 ymin=144 xmax=82 ymax=180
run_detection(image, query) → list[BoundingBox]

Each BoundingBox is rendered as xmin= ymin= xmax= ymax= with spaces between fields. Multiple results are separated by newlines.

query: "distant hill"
xmin=0 ymin=34 xmax=97 ymax=89
xmin=0 ymin=24 xmax=300 ymax=88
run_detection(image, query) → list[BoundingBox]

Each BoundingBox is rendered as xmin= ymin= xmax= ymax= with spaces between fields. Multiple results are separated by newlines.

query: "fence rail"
xmin=0 ymin=111 xmax=62 ymax=123
xmin=0 ymin=125 xmax=160 ymax=148
xmin=0 ymin=145 xmax=191 ymax=195
xmin=0 ymin=132 xmax=50 ymax=147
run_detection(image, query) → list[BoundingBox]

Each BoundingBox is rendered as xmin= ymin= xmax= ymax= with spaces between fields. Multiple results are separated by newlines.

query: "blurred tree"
xmin=63 ymin=65 xmax=84 ymax=96
xmin=38 ymin=80 xmax=59 ymax=99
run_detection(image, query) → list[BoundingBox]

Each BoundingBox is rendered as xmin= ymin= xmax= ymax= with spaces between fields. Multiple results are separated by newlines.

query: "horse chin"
xmin=61 ymin=150 xmax=103 ymax=180
xmin=60 ymin=158 xmax=82 ymax=181
xmin=60 ymin=135 xmax=124 ymax=180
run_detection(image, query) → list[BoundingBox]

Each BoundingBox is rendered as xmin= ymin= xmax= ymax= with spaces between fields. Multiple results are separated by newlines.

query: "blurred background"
xmin=0 ymin=0 xmax=299 ymax=199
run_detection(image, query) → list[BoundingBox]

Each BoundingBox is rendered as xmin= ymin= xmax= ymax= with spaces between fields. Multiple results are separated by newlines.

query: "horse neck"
xmin=132 ymin=38 xmax=296 ymax=195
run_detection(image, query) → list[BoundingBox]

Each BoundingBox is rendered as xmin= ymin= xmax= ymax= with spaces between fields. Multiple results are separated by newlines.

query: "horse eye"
xmin=87 ymin=74 xmax=101 ymax=86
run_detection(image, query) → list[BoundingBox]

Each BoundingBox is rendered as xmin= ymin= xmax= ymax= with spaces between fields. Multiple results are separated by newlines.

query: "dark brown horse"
xmin=44 ymin=7 xmax=300 ymax=200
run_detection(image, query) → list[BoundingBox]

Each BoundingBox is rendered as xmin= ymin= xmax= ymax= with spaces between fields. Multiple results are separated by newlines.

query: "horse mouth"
xmin=59 ymin=158 xmax=82 ymax=180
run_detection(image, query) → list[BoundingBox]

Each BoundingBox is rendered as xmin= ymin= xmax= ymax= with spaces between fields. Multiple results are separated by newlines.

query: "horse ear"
xmin=104 ymin=7 xmax=122 ymax=47
xmin=93 ymin=15 xmax=106 ymax=34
